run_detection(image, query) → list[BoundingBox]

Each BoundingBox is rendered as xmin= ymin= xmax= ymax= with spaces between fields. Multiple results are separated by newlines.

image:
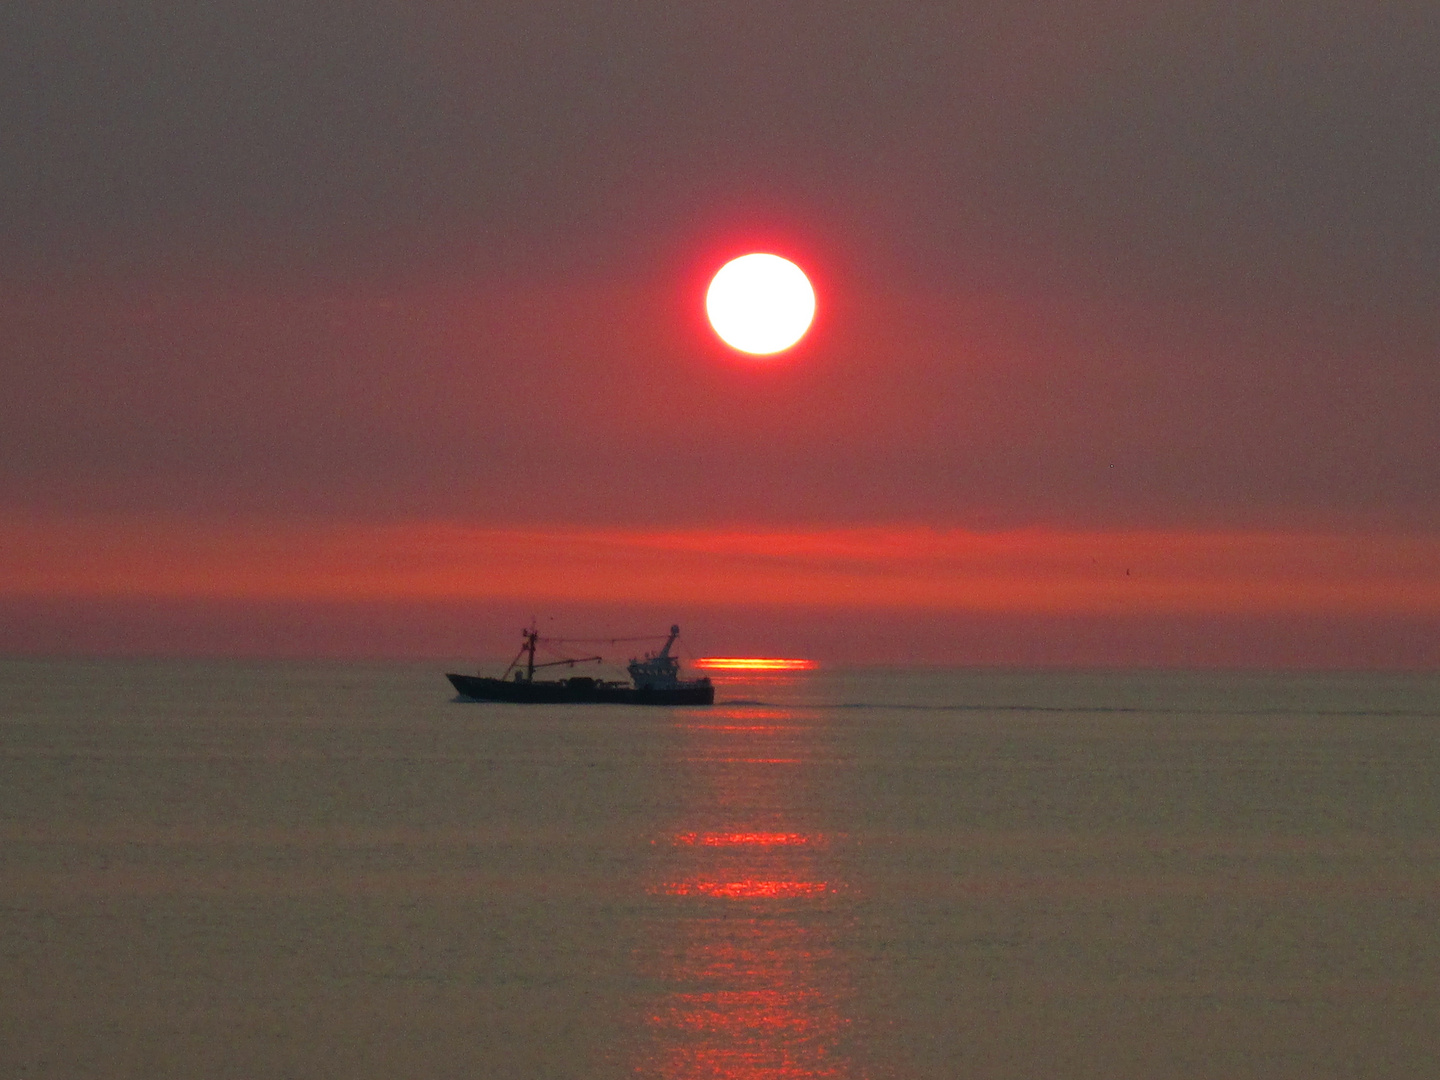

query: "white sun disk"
xmin=706 ymin=254 xmax=816 ymax=355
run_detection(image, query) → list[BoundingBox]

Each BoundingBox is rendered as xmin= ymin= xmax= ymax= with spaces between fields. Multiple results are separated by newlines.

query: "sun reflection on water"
xmin=662 ymin=880 xmax=834 ymax=900
xmin=674 ymin=833 xmax=817 ymax=847
xmin=637 ymin=704 xmax=856 ymax=1079
xmin=693 ymin=658 xmax=818 ymax=671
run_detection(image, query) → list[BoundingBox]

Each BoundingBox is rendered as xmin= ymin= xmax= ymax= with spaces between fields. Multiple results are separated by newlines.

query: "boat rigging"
xmin=447 ymin=624 xmax=714 ymax=706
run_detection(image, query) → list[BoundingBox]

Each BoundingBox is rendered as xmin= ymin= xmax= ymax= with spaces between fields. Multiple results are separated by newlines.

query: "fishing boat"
xmin=446 ymin=624 xmax=715 ymax=706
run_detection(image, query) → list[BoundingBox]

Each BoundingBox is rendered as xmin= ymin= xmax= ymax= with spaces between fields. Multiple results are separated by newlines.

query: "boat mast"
xmin=659 ymin=624 xmax=680 ymax=659
xmin=525 ymin=626 xmax=537 ymax=683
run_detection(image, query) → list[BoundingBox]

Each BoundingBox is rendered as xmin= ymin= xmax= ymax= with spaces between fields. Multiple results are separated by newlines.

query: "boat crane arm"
xmin=529 ymin=655 xmax=603 ymax=670
xmin=498 ymin=625 xmax=684 ymax=681
xmin=501 ymin=625 xmax=608 ymax=680
xmin=537 ymin=634 xmax=671 ymax=644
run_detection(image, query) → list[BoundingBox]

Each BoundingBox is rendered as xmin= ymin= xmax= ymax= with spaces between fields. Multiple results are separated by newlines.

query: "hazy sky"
xmin=2 ymin=3 xmax=1437 ymax=660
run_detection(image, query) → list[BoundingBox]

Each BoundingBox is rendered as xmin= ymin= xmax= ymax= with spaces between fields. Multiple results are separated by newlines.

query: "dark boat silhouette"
xmin=446 ymin=624 xmax=714 ymax=706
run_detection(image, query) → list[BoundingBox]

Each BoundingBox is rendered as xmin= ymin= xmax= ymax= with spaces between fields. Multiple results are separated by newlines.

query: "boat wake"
xmin=716 ymin=699 xmax=1438 ymax=718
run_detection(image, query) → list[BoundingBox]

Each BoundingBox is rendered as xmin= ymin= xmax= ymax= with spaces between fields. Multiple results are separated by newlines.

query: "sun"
xmin=706 ymin=253 xmax=816 ymax=355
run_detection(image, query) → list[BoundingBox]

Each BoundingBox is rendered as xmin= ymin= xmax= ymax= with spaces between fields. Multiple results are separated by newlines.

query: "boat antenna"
xmin=501 ymin=624 xmax=541 ymax=682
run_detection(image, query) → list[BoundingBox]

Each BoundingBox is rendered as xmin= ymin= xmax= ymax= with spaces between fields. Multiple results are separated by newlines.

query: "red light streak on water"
xmin=681 ymin=757 xmax=806 ymax=765
xmin=688 ymin=724 xmax=798 ymax=733
xmin=694 ymin=658 xmax=818 ymax=671
xmin=682 ymin=708 xmax=804 ymax=727
xmin=662 ymin=881 xmax=832 ymax=899
xmin=637 ymin=704 xmax=855 ymax=1079
xmin=674 ymin=832 xmax=815 ymax=847
xmin=641 ymin=929 xmax=853 ymax=1079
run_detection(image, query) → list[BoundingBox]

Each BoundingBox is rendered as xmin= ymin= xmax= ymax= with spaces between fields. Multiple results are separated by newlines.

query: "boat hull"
xmin=446 ymin=673 xmax=714 ymax=706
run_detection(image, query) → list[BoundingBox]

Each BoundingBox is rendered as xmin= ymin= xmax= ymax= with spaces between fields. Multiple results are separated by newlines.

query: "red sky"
xmin=4 ymin=512 xmax=1438 ymax=667
xmin=2 ymin=3 xmax=1437 ymax=666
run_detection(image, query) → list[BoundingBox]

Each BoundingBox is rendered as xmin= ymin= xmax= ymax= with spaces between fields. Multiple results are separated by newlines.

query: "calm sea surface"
xmin=3 ymin=659 xmax=1438 ymax=1079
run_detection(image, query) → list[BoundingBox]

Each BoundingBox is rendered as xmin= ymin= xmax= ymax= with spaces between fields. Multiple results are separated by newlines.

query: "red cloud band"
xmin=3 ymin=513 xmax=1439 ymax=617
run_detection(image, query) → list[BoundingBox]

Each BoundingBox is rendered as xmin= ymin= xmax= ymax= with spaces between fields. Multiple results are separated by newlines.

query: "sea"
xmin=2 ymin=658 xmax=1438 ymax=1079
